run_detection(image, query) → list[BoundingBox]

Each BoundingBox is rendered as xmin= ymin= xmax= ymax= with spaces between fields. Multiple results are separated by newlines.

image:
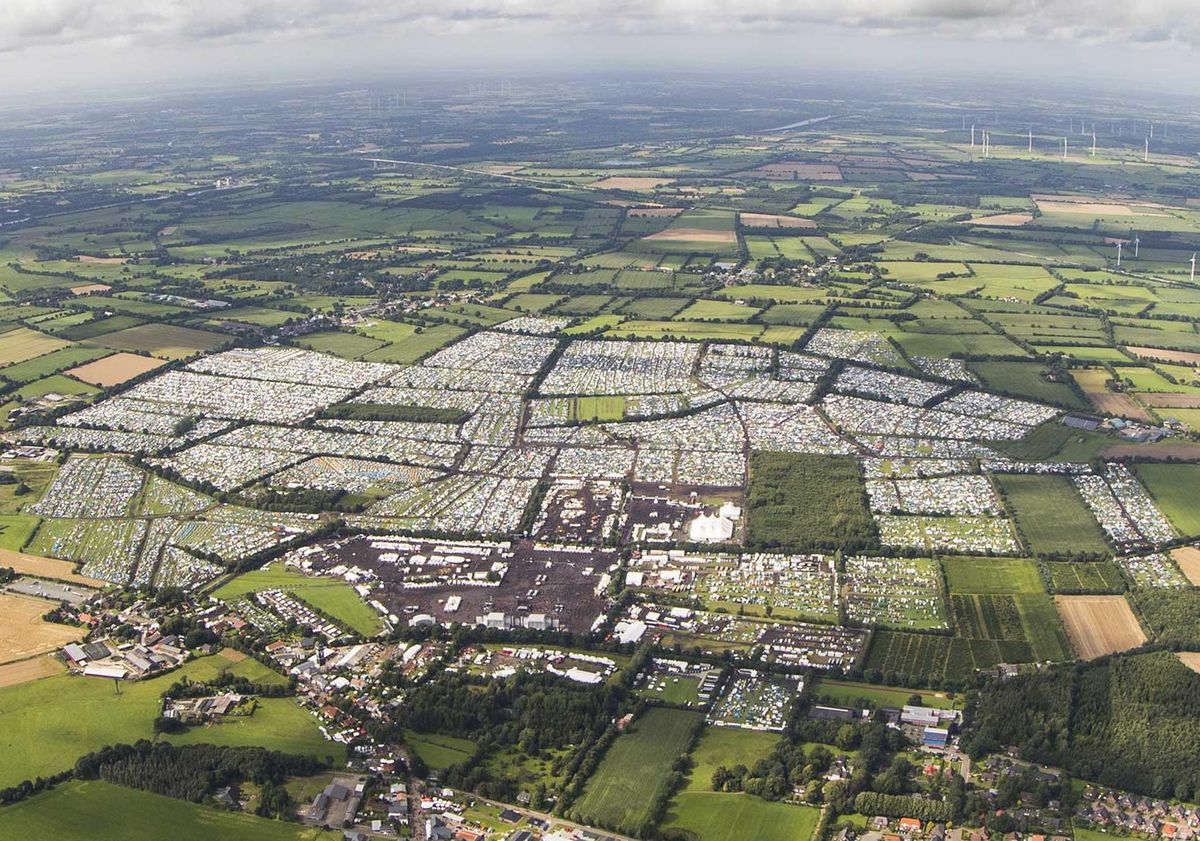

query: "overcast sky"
xmin=2 ymin=1 xmax=1198 ymax=99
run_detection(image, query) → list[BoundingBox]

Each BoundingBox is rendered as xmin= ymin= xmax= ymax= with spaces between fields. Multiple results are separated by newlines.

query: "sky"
xmin=2 ymin=1 xmax=1198 ymax=98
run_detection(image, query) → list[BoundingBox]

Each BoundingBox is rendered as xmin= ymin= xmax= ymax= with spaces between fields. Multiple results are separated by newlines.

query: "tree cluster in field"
xmin=1130 ymin=589 xmax=1200 ymax=647
xmin=73 ymin=742 xmax=328 ymax=817
xmin=385 ymin=669 xmax=637 ymax=802
xmin=715 ymin=699 xmax=911 ymax=808
xmin=745 ymin=452 xmax=879 ymax=553
xmin=964 ymin=651 xmax=1200 ymax=800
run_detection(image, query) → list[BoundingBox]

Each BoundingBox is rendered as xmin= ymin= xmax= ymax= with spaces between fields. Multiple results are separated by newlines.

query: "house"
xmin=899 ymin=817 xmax=923 ymax=833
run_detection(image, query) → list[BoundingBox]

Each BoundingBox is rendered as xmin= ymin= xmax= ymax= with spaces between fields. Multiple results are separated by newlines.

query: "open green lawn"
xmin=682 ymin=726 xmax=779 ymax=795
xmin=168 ymin=697 xmax=338 ymax=761
xmin=0 ymin=780 xmax=340 ymax=841
xmin=405 ymin=730 xmax=477 ymax=770
xmin=212 ymin=563 xmax=382 ymax=636
xmin=997 ymin=474 xmax=1110 ymax=556
xmin=0 ymin=514 xmax=39 ymax=550
xmin=0 ymin=652 xmax=339 ymax=787
xmin=664 ymin=792 xmax=821 ymax=841
xmin=571 ymin=707 xmax=701 ymax=837
xmin=941 ymin=557 xmax=1044 ymax=594
xmin=1134 ymin=463 xmax=1200 ymax=537
xmin=811 ymin=678 xmax=960 ymax=711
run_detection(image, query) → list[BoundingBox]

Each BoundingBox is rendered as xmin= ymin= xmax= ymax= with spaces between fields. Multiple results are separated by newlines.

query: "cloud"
xmin=1 ymin=0 xmax=1198 ymax=56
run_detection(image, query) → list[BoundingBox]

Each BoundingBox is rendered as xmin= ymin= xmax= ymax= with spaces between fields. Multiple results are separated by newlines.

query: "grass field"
xmin=663 ymin=792 xmax=821 ymax=841
xmin=0 ymin=514 xmax=39 ymax=550
xmin=1134 ymin=463 xmax=1200 ymax=536
xmin=0 ymin=780 xmax=340 ymax=841
xmin=212 ymin=563 xmax=382 ymax=636
xmin=0 ymin=652 xmax=339 ymax=787
xmin=997 ymin=474 xmax=1110 ymax=556
xmin=571 ymin=707 xmax=701 ymax=837
xmin=571 ymin=395 xmax=625 ymax=422
xmin=404 ymin=730 xmax=477 ymax=770
xmin=87 ymin=323 xmax=227 ymax=359
xmin=941 ymin=557 xmax=1044 ymax=593
xmin=811 ymin=678 xmax=960 ymax=710
xmin=681 ymin=726 xmax=779 ymax=795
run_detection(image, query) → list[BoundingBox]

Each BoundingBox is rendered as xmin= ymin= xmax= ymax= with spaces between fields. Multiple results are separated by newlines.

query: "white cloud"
xmin=2 ymin=0 xmax=1200 ymax=54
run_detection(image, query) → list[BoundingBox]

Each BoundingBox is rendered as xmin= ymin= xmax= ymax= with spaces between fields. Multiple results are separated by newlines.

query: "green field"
xmin=405 ymin=730 xmax=478 ymax=770
xmin=811 ymin=678 xmax=960 ymax=711
xmin=0 ymin=780 xmax=339 ymax=841
xmin=1041 ymin=561 xmax=1126 ymax=593
xmin=0 ymin=514 xmax=39 ymax=550
xmin=571 ymin=707 xmax=701 ymax=837
xmin=1134 ymin=463 xmax=1200 ymax=536
xmin=212 ymin=563 xmax=382 ymax=636
xmin=664 ymin=792 xmax=821 ymax=841
xmin=997 ymin=474 xmax=1110 ymax=556
xmin=941 ymin=557 xmax=1044 ymax=594
xmin=0 ymin=652 xmax=339 ymax=787
xmin=681 ymin=726 xmax=780 ymax=795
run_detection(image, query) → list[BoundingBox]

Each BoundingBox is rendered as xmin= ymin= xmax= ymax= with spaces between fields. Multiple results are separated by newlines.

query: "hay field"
xmin=643 ymin=228 xmax=737 ymax=244
xmin=1072 ymin=368 xmax=1153 ymax=421
xmin=740 ymin=212 xmax=817 ymax=229
xmin=1169 ymin=546 xmax=1200 ymax=585
xmin=591 ymin=177 xmax=674 ymax=190
xmin=1177 ymin=652 xmax=1200 ymax=675
xmin=1056 ymin=595 xmax=1147 ymax=659
xmin=66 ymin=352 xmax=166 ymax=386
xmin=1126 ymin=346 xmax=1200 ymax=366
xmin=0 ymin=548 xmax=104 ymax=587
xmin=967 ymin=212 xmax=1034 ymax=227
xmin=0 ymin=655 xmax=65 ymax=688
xmin=0 ymin=594 xmax=83 ymax=664
xmin=0 ymin=327 xmax=70 ymax=367
xmin=88 ymin=323 xmax=226 ymax=359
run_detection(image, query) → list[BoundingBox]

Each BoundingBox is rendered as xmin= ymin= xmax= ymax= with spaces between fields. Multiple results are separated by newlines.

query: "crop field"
xmin=1042 ymin=560 xmax=1125 ymax=593
xmin=0 ymin=654 xmax=66 ymax=688
xmin=865 ymin=630 xmax=1022 ymax=681
xmin=87 ymin=323 xmax=227 ymax=358
xmin=1170 ymin=546 xmax=1200 ymax=585
xmin=65 ymin=351 xmax=167 ymax=386
xmin=571 ymin=707 xmax=701 ymax=837
xmin=0 ymin=593 xmax=84 ymax=664
xmin=997 ymin=474 xmax=1110 ymax=556
xmin=290 ymin=330 xmax=386 ymax=359
xmin=1056 ymin=595 xmax=1148 ymax=659
xmin=0 ymin=547 xmax=102 ymax=586
xmin=0 ymin=326 xmax=71 ymax=366
xmin=0 ymin=781 xmax=340 ymax=841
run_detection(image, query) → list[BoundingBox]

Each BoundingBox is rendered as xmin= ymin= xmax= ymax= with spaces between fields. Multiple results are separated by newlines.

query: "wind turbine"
xmin=1192 ymin=253 xmax=1197 ymax=284
xmin=1116 ymin=241 xmax=1123 ymax=267
xmin=971 ymin=124 xmax=976 ymax=149
xmin=1063 ymin=137 xmax=1068 ymax=160
xmin=1028 ymin=128 xmax=1033 ymax=153
xmin=1144 ymin=138 xmax=1150 ymax=163
xmin=1092 ymin=130 xmax=1097 ymax=157
xmin=1134 ymin=236 xmax=1140 ymax=258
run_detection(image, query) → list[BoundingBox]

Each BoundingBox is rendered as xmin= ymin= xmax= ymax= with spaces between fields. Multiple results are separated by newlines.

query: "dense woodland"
xmin=964 ymin=652 xmax=1200 ymax=799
